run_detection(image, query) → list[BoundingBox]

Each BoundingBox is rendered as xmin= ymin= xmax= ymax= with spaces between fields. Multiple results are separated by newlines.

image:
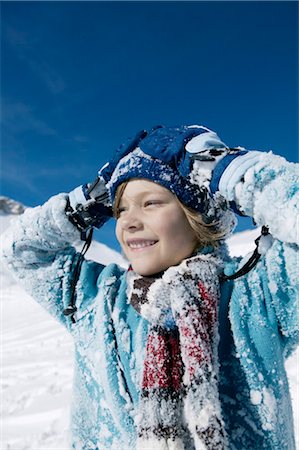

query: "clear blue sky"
xmin=1 ymin=1 xmax=298 ymax=251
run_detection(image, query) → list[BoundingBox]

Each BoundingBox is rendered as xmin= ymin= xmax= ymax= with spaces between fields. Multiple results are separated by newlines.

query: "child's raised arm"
xmin=189 ymin=140 xmax=298 ymax=356
xmin=1 ymin=187 xmax=112 ymax=329
xmin=210 ymin=150 xmax=298 ymax=245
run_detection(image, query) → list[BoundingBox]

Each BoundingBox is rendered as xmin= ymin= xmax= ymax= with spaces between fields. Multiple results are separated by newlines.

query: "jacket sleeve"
xmin=263 ymin=238 xmax=298 ymax=357
xmin=218 ymin=151 xmax=299 ymax=355
xmin=216 ymin=151 xmax=298 ymax=245
xmin=1 ymin=193 xmax=105 ymax=329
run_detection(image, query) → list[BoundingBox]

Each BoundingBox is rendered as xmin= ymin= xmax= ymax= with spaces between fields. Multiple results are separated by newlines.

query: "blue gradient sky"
xmin=1 ymin=1 xmax=298 ymax=251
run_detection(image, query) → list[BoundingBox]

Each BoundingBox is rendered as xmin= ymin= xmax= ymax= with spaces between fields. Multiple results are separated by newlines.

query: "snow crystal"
xmin=136 ymin=436 xmax=175 ymax=450
xmin=111 ymin=306 xmax=120 ymax=322
xmin=160 ymin=172 xmax=171 ymax=182
xmin=105 ymin=276 xmax=117 ymax=286
xmin=194 ymin=399 xmax=215 ymax=429
xmin=241 ymin=349 xmax=250 ymax=358
xmin=99 ymin=423 xmax=112 ymax=439
xmin=112 ymin=310 xmax=131 ymax=354
xmin=100 ymin=397 xmax=110 ymax=412
xmin=268 ymin=279 xmax=278 ymax=295
xmin=134 ymin=413 xmax=142 ymax=426
xmin=259 ymin=387 xmax=277 ymax=431
xmin=120 ymin=323 xmax=131 ymax=354
xmin=107 ymin=148 xmax=152 ymax=189
xmin=257 ymin=234 xmax=274 ymax=255
xmin=116 ymin=369 xmax=133 ymax=412
xmin=132 ymin=287 xmax=143 ymax=297
xmin=250 ymin=390 xmax=262 ymax=405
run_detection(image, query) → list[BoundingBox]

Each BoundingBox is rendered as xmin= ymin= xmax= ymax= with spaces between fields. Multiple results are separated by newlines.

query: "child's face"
xmin=115 ymin=179 xmax=198 ymax=276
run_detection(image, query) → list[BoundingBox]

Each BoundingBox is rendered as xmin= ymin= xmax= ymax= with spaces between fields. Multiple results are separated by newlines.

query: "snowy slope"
xmin=1 ymin=201 xmax=298 ymax=450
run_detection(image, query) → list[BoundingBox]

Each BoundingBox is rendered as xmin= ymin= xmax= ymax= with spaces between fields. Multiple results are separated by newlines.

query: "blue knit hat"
xmin=107 ymin=148 xmax=207 ymax=212
xmin=101 ymin=125 xmax=237 ymax=234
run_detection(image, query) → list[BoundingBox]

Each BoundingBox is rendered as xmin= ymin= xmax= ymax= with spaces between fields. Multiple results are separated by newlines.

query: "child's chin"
xmin=132 ymin=262 xmax=165 ymax=277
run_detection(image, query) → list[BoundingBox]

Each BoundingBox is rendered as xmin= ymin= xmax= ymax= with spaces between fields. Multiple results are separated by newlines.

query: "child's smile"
xmin=126 ymin=238 xmax=158 ymax=251
xmin=115 ymin=179 xmax=197 ymax=276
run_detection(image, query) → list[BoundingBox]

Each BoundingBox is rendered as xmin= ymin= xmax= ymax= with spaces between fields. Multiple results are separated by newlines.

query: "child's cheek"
xmin=154 ymin=220 xmax=173 ymax=240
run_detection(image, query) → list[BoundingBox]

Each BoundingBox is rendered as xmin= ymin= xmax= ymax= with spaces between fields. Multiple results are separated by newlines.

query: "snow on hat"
xmin=107 ymin=148 xmax=207 ymax=212
xmin=104 ymin=125 xmax=237 ymax=234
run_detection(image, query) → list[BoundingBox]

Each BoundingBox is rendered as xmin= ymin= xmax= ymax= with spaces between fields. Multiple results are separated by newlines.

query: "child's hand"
xmin=139 ymin=126 xmax=228 ymax=168
xmin=66 ymin=178 xmax=113 ymax=234
xmin=185 ymin=144 xmax=248 ymax=193
xmin=98 ymin=125 xmax=238 ymax=195
xmin=131 ymin=125 xmax=247 ymax=197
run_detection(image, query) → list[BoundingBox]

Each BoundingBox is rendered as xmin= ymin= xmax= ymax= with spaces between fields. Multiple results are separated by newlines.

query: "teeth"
xmin=128 ymin=241 xmax=156 ymax=249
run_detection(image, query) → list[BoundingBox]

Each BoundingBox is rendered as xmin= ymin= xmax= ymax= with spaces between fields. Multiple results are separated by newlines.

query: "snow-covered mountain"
xmin=0 ymin=196 xmax=26 ymax=215
xmin=1 ymin=198 xmax=298 ymax=450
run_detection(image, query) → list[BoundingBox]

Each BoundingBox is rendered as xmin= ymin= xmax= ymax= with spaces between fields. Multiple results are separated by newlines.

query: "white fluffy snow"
xmin=1 ymin=212 xmax=298 ymax=449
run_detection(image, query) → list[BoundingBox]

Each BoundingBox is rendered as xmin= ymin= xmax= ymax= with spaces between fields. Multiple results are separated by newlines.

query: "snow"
xmin=250 ymin=390 xmax=262 ymax=405
xmin=226 ymin=227 xmax=260 ymax=257
xmin=1 ymin=283 xmax=73 ymax=449
xmin=232 ymin=152 xmax=299 ymax=244
xmin=257 ymin=233 xmax=274 ymax=255
xmin=1 ymin=208 xmax=298 ymax=449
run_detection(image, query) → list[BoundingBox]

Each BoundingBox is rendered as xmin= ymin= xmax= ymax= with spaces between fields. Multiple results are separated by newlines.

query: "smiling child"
xmin=2 ymin=125 xmax=298 ymax=450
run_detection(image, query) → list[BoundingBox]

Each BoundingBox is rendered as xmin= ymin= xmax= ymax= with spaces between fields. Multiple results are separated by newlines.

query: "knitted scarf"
xmin=127 ymin=253 xmax=228 ymax=450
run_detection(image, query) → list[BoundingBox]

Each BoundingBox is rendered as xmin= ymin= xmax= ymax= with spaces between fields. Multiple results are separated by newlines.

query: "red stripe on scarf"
xmin=176 ymin=282 xmax=217 ymax=379
xmin=142 ymin=330 xmax=183 ymax=390
xmin=198 ymin=281 xmax=218 ymax=329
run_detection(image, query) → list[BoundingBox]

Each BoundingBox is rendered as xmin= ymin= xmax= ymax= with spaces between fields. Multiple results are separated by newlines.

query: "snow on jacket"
xmin=2 ymin=151 xmax=298 ymax=450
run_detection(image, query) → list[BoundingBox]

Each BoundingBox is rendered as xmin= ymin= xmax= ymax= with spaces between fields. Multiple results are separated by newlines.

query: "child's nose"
xmin=120 ymin=209 xmax=143 ymax=231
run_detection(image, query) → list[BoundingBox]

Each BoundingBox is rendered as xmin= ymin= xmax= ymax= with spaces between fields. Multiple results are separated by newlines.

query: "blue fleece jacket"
xmin=2 ymin=151 xmax=298 ymax=450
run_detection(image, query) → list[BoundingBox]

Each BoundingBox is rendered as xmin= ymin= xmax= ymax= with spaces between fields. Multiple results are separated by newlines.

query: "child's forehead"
xmin=121 ymin=179 xmax=172 ymax=199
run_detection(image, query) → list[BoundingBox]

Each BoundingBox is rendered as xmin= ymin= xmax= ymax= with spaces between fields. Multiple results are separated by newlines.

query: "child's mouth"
xmin=127 ymin=239 xmax=158 ymax=250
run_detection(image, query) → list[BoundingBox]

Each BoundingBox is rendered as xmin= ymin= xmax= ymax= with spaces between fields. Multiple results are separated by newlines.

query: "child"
xmin=2 ymin=125 xmax=298 ymax=450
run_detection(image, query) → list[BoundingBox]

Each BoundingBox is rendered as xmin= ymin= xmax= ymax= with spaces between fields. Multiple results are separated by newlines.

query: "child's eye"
xmin=144 ymin=200 xmax=163 ymax=208
xmin=116 ymin=206 xmax=127 ymax=217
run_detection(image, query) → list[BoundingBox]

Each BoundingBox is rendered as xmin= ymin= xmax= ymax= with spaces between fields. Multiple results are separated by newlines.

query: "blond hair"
xmin=177 ymin=202 xmax=227 ymax=248
xmin=113 ymin=181 xmax=226 ymax=250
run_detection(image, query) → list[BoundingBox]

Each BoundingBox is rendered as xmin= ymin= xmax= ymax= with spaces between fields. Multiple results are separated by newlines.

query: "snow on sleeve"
xmin=250 ymin=387 xmax=277 ymax=431
xmin=264 ymin=240 xmax=299 ymax=357
xmin=1 ymin=194 xmax=82 ymax=326
xmin=225 ymin=152 xmax=299 ymax=245
xmin=2 ymin=193 xmax=81 ymax=267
